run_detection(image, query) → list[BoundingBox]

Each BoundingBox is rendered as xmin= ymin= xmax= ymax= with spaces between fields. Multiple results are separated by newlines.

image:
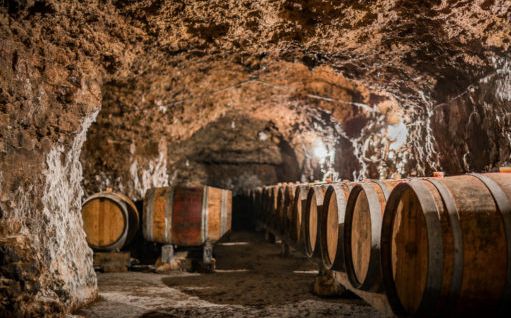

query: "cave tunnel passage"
xmin=2 ymin=1 xmax=511 ymax=317
xmin=75 ymin=72 xmax=397 ymax=317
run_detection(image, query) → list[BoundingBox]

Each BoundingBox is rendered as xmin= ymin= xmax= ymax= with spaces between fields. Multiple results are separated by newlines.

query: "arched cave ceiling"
xmin=3 ymin=0 xmax=511 ymax=200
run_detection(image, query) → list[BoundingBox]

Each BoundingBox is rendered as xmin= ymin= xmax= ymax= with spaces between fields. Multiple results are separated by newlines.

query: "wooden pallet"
xmin=93 ymin=251 xmax=130 ymax=272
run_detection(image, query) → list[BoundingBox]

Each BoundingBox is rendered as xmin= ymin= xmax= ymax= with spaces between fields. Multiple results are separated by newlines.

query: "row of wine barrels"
xmin=81 ymin=191 xmax=139 ymax=251
xmin=143 ymin=186 xmax=232 ymax=246
xmin=252 ymin=172 xmax=511 ymax=317
xmin=381 ymin=173 xmax=511 ymax=317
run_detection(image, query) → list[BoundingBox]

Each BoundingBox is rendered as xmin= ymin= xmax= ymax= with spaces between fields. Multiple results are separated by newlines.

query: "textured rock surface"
xmin=78 ymin=0 xmax=511 ymax=197
xmin=0 ymin=2 xmax=101 ymax=315
xmin=1 ymin=0 xmax=511 ymax=316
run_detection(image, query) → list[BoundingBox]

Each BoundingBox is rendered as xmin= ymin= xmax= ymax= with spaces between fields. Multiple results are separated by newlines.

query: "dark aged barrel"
xmin=263 ymin=185 xmax=276 ymax=225
xmin=381 ymin=173 xmax=511 ymax=317
xmin=343 ymin=180 xmax=400 ymax=291
xmin=267 ymin=185 xmax=279 ymax=230
xmin=304 ymin=183 xmax=329 ymax=259
xmin=290 ymin=183 xmax=311 ymax=243
xmin=276 ymin=185 xmax=287 ymax=233
xmin=261 ymin=186 xmax=271 ymax=224
xmin=81 ymin=191 xmax=139 ymax=251
xmin=254 ymin=187 xmax=263 ymax=222
xmin=319 ymin=182 xmax=352 ymax=272
xmin=143 ymin=186 xmax=232 ymax=246
xmin=283 ymin=183 xmax=297 ymax=237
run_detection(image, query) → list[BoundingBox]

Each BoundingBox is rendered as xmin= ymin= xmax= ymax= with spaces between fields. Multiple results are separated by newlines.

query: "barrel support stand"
xmin=187 ymin=242 xmax=215 ymax=273
xmin=161 ymin=244 xmax=174 ymax=265
xmin=280 ymin=242 xmax=290 ymax=257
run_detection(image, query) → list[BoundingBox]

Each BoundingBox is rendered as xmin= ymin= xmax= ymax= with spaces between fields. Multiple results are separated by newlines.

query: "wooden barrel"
xmin=283 ymin=183 xmax=296 ymax=237
xmin=319 ymin=182 xmax=352 ymax=271
xmin=81 ymin=191 xmax=139 ymax=251
xmin=304 ymin=183 xmax=329 ymax=259
xmin=276 ymin=185 xmax=287 ymax=233
xmin=381 ymin=173 xmax=511 ymax=317
xmin=268 ymin=184 xmax=283 ymax=231
xmin=253 ymin=187 xmax=263 ymax=221
xmin=289 ymin=183 xmax=310 ymax=243
xmin=343 ymin=180 xmax=400 ymax=291
xmin=263 ymin=185 xmax=276 ymax=225
xmin=143 ymin=186 xmax=232 ymax=246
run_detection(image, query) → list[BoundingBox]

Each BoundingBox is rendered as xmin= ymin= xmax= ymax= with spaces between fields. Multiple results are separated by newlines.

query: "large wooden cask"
xmin=319 ymin=182 xmax=352 ymax=272
xmin=143 ymin=186 xmax=231 ymax=246
xmin=303 ymin=183 xmax=329 ymax=259
xmin=381 ymin=173 xmax=511 ymax=317
xmin=343 ymin=180 xmax=400 ymax=291
xmin=81 ymin=191 xmax=139 ymax=251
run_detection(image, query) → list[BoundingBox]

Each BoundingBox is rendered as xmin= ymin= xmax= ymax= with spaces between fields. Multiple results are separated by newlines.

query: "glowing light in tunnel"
xmin=387 ymin=121 xmax=408 ymax=151
xmin=313 ymin=140 xmax=329 ymax=163
xmin=258 ymin=131 xmax=268 ymax=141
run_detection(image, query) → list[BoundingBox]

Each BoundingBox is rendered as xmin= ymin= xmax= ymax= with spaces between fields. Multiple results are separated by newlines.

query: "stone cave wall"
xmin=0 ymin=8 xmax=101 ymax=316
xmin=0 ymin=0 xmax=510 ymax=316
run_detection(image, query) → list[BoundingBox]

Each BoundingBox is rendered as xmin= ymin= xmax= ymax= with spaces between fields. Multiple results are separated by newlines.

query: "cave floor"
xmin=75 ymin=231 xmax=382 ymax=318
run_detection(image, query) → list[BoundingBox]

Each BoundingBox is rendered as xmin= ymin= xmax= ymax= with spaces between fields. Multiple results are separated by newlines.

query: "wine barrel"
xmin=319 ymin=182 xmax=352 ymax=272
xmin=304 ymin=183 xmax=329 ymax=259
xmin=381 ymin=173 xmax=511 ymax=317
xmin=261 ymin=186 xmax=271 ymax=224
xmin=81 ymin=191 xmax=139 ymax=251
xmin=343 ymin=180 xmax=400 ymax=291
xmin=143 ymin=186 xmax=232 ymax=246
xmin=276 ymin=185 xmax=287 ymax=233
xmin=269 ymin=184 xmax=284 ymax=231
xmin=253 ymin=187 xmax=263 ymax=221
xmin=289 ymin=183 xmax=311 ymax=243
xmin=283 ymin=183 xmax=297 ymax=237
xmin=263 ymin=185 xmax=276 ymax=225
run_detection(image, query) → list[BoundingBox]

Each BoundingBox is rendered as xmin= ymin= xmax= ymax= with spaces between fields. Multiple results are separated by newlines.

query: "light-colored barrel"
xmin=343 ymin=180 xmax=400 ymax=291
xmin=290 ymin=183 xmax=311 ymax=244
xmin=81 ymin=191 xmax=139 ymax=251
xmin=381 ymin=173 xmax=511 ymax=317
xmin=143 ymin=186 xmax=231 ymax=246
xmin=319 ymin=182 xmax=352 ymax=271
xmin=304 ymin=183 xmax=329 ymax=259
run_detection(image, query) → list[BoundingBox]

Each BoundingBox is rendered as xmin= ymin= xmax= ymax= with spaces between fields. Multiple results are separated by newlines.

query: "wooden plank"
xmin=333 ymin=271 xmax=395 ymax=318
xmin=257 ymin=220 xmax=395 ymax=318
xmin=93 ymin=251 xmax=130 ymax=272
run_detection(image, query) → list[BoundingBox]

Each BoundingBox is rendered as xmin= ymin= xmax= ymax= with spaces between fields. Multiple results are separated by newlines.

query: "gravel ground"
xmin=75 ymin=231 xmax=383 ymax=318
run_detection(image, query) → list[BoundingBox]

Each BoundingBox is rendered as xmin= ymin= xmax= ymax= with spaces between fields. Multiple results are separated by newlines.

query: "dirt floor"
xmin=75 ymin=231 xmax=383 ymax=317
